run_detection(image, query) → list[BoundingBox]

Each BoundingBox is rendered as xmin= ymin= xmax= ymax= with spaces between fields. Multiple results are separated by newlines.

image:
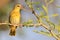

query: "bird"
xmin=9 ymin=4 xmax=23 ymax=36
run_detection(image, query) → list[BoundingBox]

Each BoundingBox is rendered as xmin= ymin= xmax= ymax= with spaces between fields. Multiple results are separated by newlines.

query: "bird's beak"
xmin=20 ymin=5 xmax=24 ymax=9
xmin=20 ymin=5 xmax=30 ymax=12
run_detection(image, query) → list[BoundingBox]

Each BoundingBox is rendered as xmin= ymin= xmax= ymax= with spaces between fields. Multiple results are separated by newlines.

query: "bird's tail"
xmin=9 ymin=25 xmax=17 ymax=36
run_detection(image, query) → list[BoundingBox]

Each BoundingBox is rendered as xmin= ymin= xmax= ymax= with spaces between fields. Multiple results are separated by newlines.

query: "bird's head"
xmin=15 ymin=4 xmax=24 ymax=9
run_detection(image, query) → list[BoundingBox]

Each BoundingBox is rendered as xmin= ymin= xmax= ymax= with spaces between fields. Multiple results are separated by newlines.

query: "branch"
xmin=31 ymin=8 xmax=41 ymax=23
xmin=25 ymin=0 xmax=40 ymax=23
xmin=25 ymin=0 xmax=60 ymax=40
xmin=41 ymin=23 xmax=60 ymax=40
xmin=45 ymin=0 xmax=54 ymax=7
xmin=30 ymin=0 xmax=41 ymax=23
xmin=0 ymin=22 xmax=60 ymax=40
xmin=0 ymin=23 xmax=42 ymax=27
xmin=30 ymin=9 xmax=60 ymax=40
xmin=50 ymin=30 xmax=60 ymax=40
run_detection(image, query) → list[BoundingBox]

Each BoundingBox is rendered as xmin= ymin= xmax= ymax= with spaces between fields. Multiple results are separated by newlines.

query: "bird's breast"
xmin=10 ymin=11 xmax=20 ymax=25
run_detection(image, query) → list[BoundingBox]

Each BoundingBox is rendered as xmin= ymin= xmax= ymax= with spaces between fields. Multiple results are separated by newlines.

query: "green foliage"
xmin=52 ymin=13 xmax=58 ymax=17
xmin=39 ymin=12 xmax=45 ymax=18
xmin=36 ymin=8 xmax=40 ymax=10
xmin=33 ymin=30 xmax=52 ymax=37
xmin=23 ymin=20 xmax=33 ymax=27
xmin=25 ymin=0 xmax=40 ymax=9
xmin=48 ymin=0 xmax=54 ymax=5
xmin=42 ymin=5 xmax=48 ymax=14
xmin=55 ymin=24 xmax=60 ymax=32
xmin=25 ymin=0 xmax=40 ymax=4
xmin=46 ymin=20 xmax=55 ymax=30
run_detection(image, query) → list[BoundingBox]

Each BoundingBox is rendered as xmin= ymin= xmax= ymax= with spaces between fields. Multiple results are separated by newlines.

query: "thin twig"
xmin=30 ymin=0 xmax=40 ymax=23
xmin=50 ymin=30 xmax=60 ymax=40
xmin=0 ymin=23 xmax=41 ymax=26
xmin=31 ymin=8 xmax=41 ymax=23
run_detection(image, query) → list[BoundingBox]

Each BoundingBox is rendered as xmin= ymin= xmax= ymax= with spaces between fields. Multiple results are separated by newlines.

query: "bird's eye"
xmin=17 ymin=5 xmax=20 ymax=7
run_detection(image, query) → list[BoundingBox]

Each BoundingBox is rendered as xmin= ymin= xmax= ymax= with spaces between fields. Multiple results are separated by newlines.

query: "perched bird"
xmin=9 ymin=4 xmax=23 ymax=36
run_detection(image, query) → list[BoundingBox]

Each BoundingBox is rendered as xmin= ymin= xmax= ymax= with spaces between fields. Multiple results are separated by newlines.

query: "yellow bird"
xmin=9 ymin=4 xmax=23 ymax=36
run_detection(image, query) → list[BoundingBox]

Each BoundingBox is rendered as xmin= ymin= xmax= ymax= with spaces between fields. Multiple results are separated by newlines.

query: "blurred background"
xmin=0 ymin=0 xmax=60 ymax=40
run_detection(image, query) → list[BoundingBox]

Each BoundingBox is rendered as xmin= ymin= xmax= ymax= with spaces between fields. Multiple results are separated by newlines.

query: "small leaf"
xmin=33 ymin=2 xmax=40 ymax=4
xmin=40 ymin=12 xmax=44 ymax=16
xmin=27 ymin=2 xmax=33 ymax=8
xmin=33 ymin=30 xmax=52 ymax=37
xmin=23 ymin=20 xmax=33 ymax=27
xmin=52 ymin=13 xmax=58 ymax=17
xmin=55 ymin=25 xmax=60 ymax=32
xmin=37 ymin=8 xmax=40 ymax=10
xmin=33 ymin=30 xmax=39 ymax=33
xmin=38 ymin=31 xmax=52 ymax=37
xmin=43 ymin=16 xmax=47 ymax=18
xmin=48 ymin=0 xmax=54 ymax=5
xmin=29 ymin=4 xmax=32 ymax=8
xmin=56 ymin=5 xmax=60 ymax=8
xmin=27 ymin=20 xmax=33 ymax=24
xmin=23 ymin=22 xmax=28 ymax=26
xmin=42 ymin=5 xmax=48 ymax=15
